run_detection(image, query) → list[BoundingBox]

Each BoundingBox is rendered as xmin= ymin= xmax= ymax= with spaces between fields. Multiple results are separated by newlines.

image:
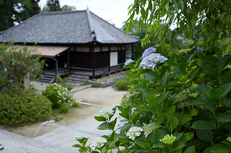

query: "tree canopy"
xmin=42 ymin=0 xmax=76 ymax=12
xmin=126 ymin=0 xmax=231 ymax=57
xmin=0 ymin=0 xmax=40 ymax=31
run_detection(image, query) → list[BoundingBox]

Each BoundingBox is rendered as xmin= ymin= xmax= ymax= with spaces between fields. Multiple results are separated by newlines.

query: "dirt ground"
xmin=0 ymin=104 xmax=101 ymax=138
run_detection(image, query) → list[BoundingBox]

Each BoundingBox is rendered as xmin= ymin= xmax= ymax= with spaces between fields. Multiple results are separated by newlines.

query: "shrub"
xmin=52 ymin=115 xmax=64 ymax=122
xmin=73 ymin=48 xmax=231 ymax=153
xmin=71 ymin=100 xmax=79 ymax=107
xmin=0 ymin=88 xmax=52 ymax=125
xmin=91 ymin=84 xmax=100 ymax=88
xmin=59 ymin=104 xmax=70 ymax=113
xmin=56 ymin=75 xmax=75 ymax=91
xmin=115 ymin=78 xmax=130 ymax=90
xmin=42 ymin=83 xmax=73 ymax=109
xmin=83 ymin=81 xmax=91 ymax=85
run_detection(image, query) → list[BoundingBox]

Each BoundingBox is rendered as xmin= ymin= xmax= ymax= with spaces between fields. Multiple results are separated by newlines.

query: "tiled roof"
xmin=0 ymin=10 xmax=139 ymax=44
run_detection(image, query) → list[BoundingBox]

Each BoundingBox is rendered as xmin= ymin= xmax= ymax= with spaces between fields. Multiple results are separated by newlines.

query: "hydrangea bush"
xmin=42 ymin=83 xmax=78 ymax=109
xmin=73 ymin=47 xmax=231 ymax=152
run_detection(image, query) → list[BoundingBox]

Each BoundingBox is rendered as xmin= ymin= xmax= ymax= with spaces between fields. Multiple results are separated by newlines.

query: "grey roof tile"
xmin=0 ymin=10 xmax=139 ymax=44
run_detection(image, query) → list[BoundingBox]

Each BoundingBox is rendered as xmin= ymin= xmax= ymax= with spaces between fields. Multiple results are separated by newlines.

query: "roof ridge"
xmin=41 ymin=10 xmax=86 ymax=15
xmin=86 ymin=9 xmax=96 ymax=42
xmin=89 ymin=11 xmax=137 ymax=39
xmin=0 ymin=12 xmax=42 ymax=34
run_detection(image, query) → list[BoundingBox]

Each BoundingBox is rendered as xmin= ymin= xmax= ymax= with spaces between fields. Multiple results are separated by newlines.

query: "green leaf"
xmin=161 ymin=71 xmax=170 ymax=88
xmin=217 ymin=111 xmax=231 ymax=123
xmin=172 ymin=135 xmax=187 ymax=151
xmin=224 ymin=99 xmax=231 ymax=107
xmin=189 ymin=108 xmax=198 ymax=116
xmin=191 ymin=120 xmax=213 ymax=130
xmin=151 ymin=142 xmax=167 ymax=149
xmin=181 ymin=114 xmax=193 ymax=125
xmin=94 ymin=116 xmax=106 ymax=122
xmin=196 ymin=129 xmax=213 ymax=142
xmin=97 ymin=122 xmax=111 ymax=130
xmin=166 ymin=116 xmax=178 ymax=132
xmin=171 ymin=66 xmax=183 ymax=75
xmin=134 ymin=140 xmax=147 ymax=150
xmin=132 ymin=112 xmax=140 ymax=125
xmin=72 ymin=144 xmax=81 ymax=148
xmin=211 ymin=144 xmax=230 ymax=153
xmin=144 ymin=122 xmax=163 ymax=133
xmin=184 ymin=132 xmax=194 ymax=141
xmin=183 ymin=146 xmax=196 ymax=153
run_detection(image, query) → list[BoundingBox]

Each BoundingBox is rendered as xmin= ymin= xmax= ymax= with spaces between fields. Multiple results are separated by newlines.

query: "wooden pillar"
xmin=108 ymin=46 xmax=111 ymax=74
xmin=120 ymin=45 xmax=123 ymax=71
xmin=53 ymin=57 xmax=58 ymax=76
xmin=92 ymin=44 xmax=95 ymax=79
xmin=67 ymin=49 xmax=70 ymax=75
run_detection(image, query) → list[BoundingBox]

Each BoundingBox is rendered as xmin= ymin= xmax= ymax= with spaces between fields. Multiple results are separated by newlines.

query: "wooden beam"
xmin=108 ymin=46 xmax=111 ymax=74
xmin=92 ymin=44 xmax=95 ymax=79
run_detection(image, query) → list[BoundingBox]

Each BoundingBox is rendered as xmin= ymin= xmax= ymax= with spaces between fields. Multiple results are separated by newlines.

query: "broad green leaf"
xmin=132 ymin=112 xmax=140 ymax=125
xmin=98 ymin=122 xmax=111 ymax=130
xmin=197 ymin=85 xmax=212 ymax=96
xmin=94 ymin=116 xmax=106 ymax=122
xmin=151 ymin=142 xmax=167 ymax=149
xmin=171 ymin=66 xmax=183 ymax=75
xmin=164 ymin=106 xmax=176 ymax=126
xmin=134 ymin=140 xmax=147 ymax=150
xmin=183 ymin=145 xmax=196 ymax=153
xmin=172 ymin=135 xmax=187 ymax=151
xmin=217 ymin=112 xmax=231 ymax=123
xmin=144 ymin=122 xmax=163 ymax=133
xmin=184 ymin=132 xmax=194 ymax=141
xmin=161 ymin=71 xmax=170 ymax=88
xmin=211 ymin=144 xmax=230 ymax=153
xmin=224 ymin=99 xmax=231 ymax=107
xmin=215 ymin=83 xmax=231 ymax=101
xmin=191 ymin=120 xmax=213 ymax=130
xmin=72 ymin=144 xmax=81 ymax=148
xmin=189 ymin=108 xmax=198 ymax=116
xmin=181 ymin=114 xmax=193 ymax=125
xmin=167 ymin=116 xmax=178 ymax=132
xmin=115 ymin=134 xmax=126 ymax=139
xmin=196 ymin=129 xmax=213 ymax=142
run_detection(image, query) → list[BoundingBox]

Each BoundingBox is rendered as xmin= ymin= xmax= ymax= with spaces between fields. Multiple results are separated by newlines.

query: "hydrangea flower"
xmin=126 ymin=126 xmax=143 ymax=140
xmin=99 ymin=108 xmax=114 ymax=120
xmin=142 ymin=47 xmax=156 ymax=58
xmin=139 ymin=53 xmax=168 ymax=69
xmin=125 ymin=59 xmax=134 ymax=66
xmin=73 ymin=133 xmax=88 ymax=141
xmin=159 ymin=134 xmax=176 ymax=145
xmin=196 ymin=47 xmax=204 ymax=52
xmin=227 ymin=137 xmax=231 ymax=142
xmin=4 ymin=68 xmax=7 ymax=71
xmin=90 ymin=138 xmax=106 ymax=151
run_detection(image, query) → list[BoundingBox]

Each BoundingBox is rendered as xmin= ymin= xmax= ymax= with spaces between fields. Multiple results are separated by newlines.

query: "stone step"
xmin=69 ymin=74 xmax=89 ymax=80
xmin=0 ymin=129 xmax=73 ymax=153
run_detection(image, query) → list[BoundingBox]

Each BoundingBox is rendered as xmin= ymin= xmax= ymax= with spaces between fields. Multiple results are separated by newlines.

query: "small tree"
xmin=0 ymin=41 xmax=45 ymax=89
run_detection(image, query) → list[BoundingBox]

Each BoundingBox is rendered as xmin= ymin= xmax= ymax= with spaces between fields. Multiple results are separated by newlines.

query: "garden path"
xmin=0 ymin=75 xmax=127 ymax=153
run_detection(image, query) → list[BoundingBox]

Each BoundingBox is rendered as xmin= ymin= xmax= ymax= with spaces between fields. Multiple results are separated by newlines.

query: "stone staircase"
xmin=37 ymin=74 xmax=56 ymax=84
xmin=0 ymin=129 xmax=74 ymax=153
xmin=66 ymin=74 xmax=89 ymax=85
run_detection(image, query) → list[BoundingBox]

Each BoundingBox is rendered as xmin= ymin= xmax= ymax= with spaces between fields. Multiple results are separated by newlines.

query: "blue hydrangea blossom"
xmin=125 ymin=59 xmax=134 ymax=66
xmin=142 ymin=47 xmax=156 ymax=58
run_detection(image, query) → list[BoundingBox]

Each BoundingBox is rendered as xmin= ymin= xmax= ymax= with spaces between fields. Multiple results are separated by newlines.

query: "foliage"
xmin=0 ymin=0 xmax=40 ymax=31
xmin=0 ymin=42 xmax=45 ymax=89
xmin=59 ymin=104 xmax=70 ymax=113
xmin=42 ymin=83 xmax=75 ymax=109
xmin=73 ymin=47 xmax=231 ymax=152
xmin=56 ymin=75 xmax=75 ymax=91
xmin=72 ymin=100 xmax=79 ymax=107
xmin=83 ymin=81 xmax=91 ymax=85
xmin=0 ymin=88 xmax=52 ymax=125
xmin=126 ymin=0 xmax=231 ymax=58
xmin=91 ymin=84 xmax=100 ymax=88
xmin=115 ymin=78 xmax=130 ymax=90
xmin=52 ymin=115 xmax=64 ymax=122
xmin=43 ymin=0 xmax=76 ymax=12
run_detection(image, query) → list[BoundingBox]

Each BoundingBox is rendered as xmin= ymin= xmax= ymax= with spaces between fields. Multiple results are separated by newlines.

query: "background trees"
xmin=0 ymin=0 xmax=40 ymax=31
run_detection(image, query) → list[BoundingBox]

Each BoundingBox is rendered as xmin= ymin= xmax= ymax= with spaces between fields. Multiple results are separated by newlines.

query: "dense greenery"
xmin=0 ymin=0 xmax=40 ymax=31
xmin=0 ymin=42 xmax=45 ymax=91
xmin=0 ymin=88 xmax=52 ymax=125
xmin=42 ymin=0 xmax=76 ymax=12
xmin=56 ymin=75 xmax=75 ymax=91
xmin=115 ymin=78 xmax=130 ymax=90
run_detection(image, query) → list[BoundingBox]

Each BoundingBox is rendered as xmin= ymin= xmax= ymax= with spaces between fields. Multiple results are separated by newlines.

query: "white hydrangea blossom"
xmin=73 ymin=133 xmax=88 ymax=141
xmin=126 ymin=126 xmax=143 ymax=140
xmin=99 ymin=108 xmax=114 ymax=120
xmin=90 ymin=138 xmax=106 ymax=151
xmin=125 ymin=59 xmax=134 ymax=66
